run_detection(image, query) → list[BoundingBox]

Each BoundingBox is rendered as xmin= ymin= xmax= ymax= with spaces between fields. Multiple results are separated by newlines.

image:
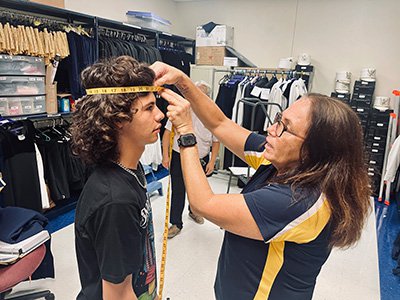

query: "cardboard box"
xmin=196 ymin=25 xmax=234 ymax=47
xmin=30 ymin=0 xmax=65 ymax=8
xmin=196 ymin=47 xmax=227 ymax=66
xmin=46 ymin=64 xmax=54 ymax=86
xmin=46 ymin=83 xmax=58 ymax=114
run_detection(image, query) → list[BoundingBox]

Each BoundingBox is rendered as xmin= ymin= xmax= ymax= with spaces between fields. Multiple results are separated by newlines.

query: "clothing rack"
xmin=9 ymin=112 xmax=71 ymax=121
xmin=233 ymin=67 xmax=296 ymax=77
xmin=158 ymin=39 xmax=185 ymax=51
xmin=234 ymin=66 xmax=313 ymax=90
xmin=0 ymin=10 xmax=68 ymax=30
xmin=234 ymin=98 xmax=281 ymax=133
xmin=97 ymin=18 xmax=157 ymax=45
xmin=226 ymin=99 xmax=282 ymax=192
xmin=0 ymin=0 xmax=96 ymax=24
xmin=32 ymin=115 xmax=70 ymax=129
xmin=157 ymin=32 xmax=196 ymax=61
xmin=98 ymin=27 xmax=148 ymax=44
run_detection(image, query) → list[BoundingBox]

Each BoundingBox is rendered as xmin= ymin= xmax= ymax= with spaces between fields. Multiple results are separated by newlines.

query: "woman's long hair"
xmin=70 ymin=56 xmax=155 ymax=165
xmin=274 ymin=93 xmax=371 ymax=248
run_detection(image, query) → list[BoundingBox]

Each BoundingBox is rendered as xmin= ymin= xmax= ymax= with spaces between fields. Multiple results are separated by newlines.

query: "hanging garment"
xmin=263 ymin=78 xmax=284 ymax=131
xmin=34 ymin=121 xmax=86 ymax=203
xmin=98 ymin=35 xmax=162 ymax=65
xmin=0 ymin=120 xmax=42 ymax=212
xmin=215 ymin=76 xmax=243 ymax=119
xmin=0 ymin=22 xmax=69 ymax=61
xmin=243 ymin=76 xmax=278 ymax=133
xmin=231 ymin=76 xmax=250 ymax=126
xmin=288 ymin=78 xmax=308 ymax=106
xmin=55 ymin=32 xmax=96 ymax=99
xmin=34 ymin=144 xmax=50 ymax=209
xmin=159 ymin=49 xmax=192 ymax=76
xmin=37 ymin=141 xmax=70 ymax=202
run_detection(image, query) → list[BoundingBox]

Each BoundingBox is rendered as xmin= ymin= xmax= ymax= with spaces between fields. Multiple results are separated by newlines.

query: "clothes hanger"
xmin=34 ymin=127 xmax=51 ymax=142
xmin=218 ymin=74 xmax=230 ymax=85
xmin=51 ymin=118 xmax=65 ymax=137
xmin=55 ymin=118 xmax=72 ymax=139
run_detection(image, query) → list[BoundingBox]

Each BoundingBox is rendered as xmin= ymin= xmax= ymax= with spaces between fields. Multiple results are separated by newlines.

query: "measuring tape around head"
xmin=158 ymin=127 xmax=174 ymax=300
xmin=85 ymin=86 xmax=164 ymax=95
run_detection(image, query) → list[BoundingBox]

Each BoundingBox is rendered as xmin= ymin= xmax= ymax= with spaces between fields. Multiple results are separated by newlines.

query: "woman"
xmin=151 ymin=62 xmax=371 ymax=300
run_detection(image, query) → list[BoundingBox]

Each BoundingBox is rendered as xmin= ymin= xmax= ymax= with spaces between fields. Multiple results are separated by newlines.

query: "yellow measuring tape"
xmin=85 ymin=86 xmax=164 ymax=95
xmin=158 ymin=127 xmax=174 ymax=300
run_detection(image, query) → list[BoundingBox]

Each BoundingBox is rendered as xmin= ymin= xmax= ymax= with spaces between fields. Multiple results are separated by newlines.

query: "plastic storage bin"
xmin=7 ymin=99 xmax=23 ymax=116
xmin=0 ymin=55 xmax=45 ymax=76
xmin=33 ymin=96 xmax=46 ymax=114
xmin=0 ymin=76 xmax=45 ymax=96
xmin=21 ymin=98 xmax=34 ymax=115
xmin=126 ymin=11 xmax=171 ymax=32
xmin=0 ymin=98 xmax=9 ymax=116
xmin=0 ymin=95 xmax=46 ymax=116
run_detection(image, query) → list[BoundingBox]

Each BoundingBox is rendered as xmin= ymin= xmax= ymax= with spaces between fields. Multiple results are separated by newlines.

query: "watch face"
xmin=179 ymin=133 xmax=197 ymax=147
xmin=182 ymin=135 xmax=195 ymax=144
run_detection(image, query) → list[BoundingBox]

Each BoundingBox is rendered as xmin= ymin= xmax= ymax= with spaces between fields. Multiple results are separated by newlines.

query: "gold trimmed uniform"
xmin=214 ymin=133 xmax=332 ymax=300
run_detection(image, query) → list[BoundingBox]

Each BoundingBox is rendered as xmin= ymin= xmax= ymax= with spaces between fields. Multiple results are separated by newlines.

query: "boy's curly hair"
xmin=70 ymin=56 xmax=155 ymax=165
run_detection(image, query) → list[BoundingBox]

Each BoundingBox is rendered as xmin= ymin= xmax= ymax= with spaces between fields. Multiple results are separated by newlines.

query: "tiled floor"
xmin=10 ymin=173 xmax=382 ymax=299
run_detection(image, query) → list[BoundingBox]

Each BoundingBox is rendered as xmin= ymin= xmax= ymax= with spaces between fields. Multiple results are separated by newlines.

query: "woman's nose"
xmin=267 ymin=122 xmax=278 ymax=137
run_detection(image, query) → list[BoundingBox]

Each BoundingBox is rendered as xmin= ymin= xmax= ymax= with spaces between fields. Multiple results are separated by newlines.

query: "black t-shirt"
xmin=75 ymin=163 xmax=157 ymax=300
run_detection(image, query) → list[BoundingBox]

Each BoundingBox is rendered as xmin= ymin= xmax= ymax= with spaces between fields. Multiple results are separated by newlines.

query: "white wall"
xmin=64 ymin=0 xmax=183 ymax=33
xmin=175 ymin=0 xmax=400 ymax=103
xmin=65 ymin=0 xmax=400 ymax=103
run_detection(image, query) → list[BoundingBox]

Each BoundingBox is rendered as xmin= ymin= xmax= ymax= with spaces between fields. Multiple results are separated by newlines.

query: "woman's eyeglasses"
xmin=273 ymin=112 xmax=305 ymax=139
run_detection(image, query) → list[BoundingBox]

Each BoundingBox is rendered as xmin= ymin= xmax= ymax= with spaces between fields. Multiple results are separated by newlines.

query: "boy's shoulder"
xmin=76 ymin=164 xmax=144 ymax=228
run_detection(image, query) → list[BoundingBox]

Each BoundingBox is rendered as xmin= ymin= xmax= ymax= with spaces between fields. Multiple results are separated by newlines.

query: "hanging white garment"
xmin=263 ymin=78 xmax=284 ymax=131
xmin=231 ymin=77 xmax=248 ymax=124
xmin=289 ymin=78 xmax=308 ymax=106
xmin=232 ymin=79 xmax=250 ymax=125
xmin=34 ymin=143 xmax=50 ymax=209
xmin=140 ymin=135 xmax=162 ymax=170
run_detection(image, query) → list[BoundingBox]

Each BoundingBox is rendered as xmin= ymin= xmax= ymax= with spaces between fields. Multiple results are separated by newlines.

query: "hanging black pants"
xmin=169 ymin=150 xmax=209 ymax=229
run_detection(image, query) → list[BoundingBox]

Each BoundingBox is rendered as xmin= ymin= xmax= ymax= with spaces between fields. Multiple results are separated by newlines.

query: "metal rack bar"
xmin=234 ymin=67 xmax=293 ymax=72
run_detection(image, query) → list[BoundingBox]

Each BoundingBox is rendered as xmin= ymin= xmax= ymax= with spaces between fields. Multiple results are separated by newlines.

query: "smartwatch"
xmin=177 ymin=133 xmax=197 ymax=148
